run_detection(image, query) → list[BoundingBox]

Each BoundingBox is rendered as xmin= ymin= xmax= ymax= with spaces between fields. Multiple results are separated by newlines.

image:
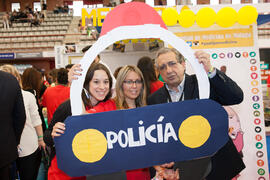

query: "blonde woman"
xmin=89 ymin=65 xmax=180 ymax=180
xmin=0 ymin=65 xmax=45 ymax=180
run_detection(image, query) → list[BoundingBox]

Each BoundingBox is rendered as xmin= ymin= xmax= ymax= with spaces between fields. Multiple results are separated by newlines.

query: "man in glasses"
xmin=147 ymin=47 xmax=245 ymax=180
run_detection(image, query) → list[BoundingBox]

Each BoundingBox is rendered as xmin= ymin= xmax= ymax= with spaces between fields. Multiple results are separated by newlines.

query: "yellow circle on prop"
xmin=161 ymin=8 xmax=178 ymax=26
xmin=178 ymin=9 xmax=195 ymax=28
xmin=196 ymin=7 xmax=216 ymax=28
xmin=178 ymin=115 xmax=211 ymax=148
xmin=216 ymin=7 xmax=237 ymax=28
xmin=72 ymin=129 xmax=107 ymax=163
xmin=238 ymin=5 xmax=258 ymax=25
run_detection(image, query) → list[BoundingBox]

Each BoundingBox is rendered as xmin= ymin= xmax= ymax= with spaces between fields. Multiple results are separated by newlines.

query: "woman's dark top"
xmin=44 ymin=99 xmax=71 ymax=160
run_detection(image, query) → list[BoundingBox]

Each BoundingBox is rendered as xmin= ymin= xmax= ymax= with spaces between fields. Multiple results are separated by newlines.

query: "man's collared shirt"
xmin=165 ymin=75 xmax=185 ymax=102
xmin=165 ymin=68 xmax=217 ymax=102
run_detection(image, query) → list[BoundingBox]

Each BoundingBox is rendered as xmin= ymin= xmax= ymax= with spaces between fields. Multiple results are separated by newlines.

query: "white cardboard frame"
xmin=70 ymin=24 xmax=210 ymax=115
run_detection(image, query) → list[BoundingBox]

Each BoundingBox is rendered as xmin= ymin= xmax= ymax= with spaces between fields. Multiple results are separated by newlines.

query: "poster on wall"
xmin=173 ymin=23 xmax=269 ymax=180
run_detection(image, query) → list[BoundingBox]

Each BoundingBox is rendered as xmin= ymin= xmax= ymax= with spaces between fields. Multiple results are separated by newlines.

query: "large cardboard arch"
xmin=70 ymin=24 xmax=210 ymax=115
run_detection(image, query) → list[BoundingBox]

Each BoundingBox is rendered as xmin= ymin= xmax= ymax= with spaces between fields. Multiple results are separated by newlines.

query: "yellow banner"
xmin=81 ymin=7 xmax=165 ymax=27
xmin=174 ymin=26 xmax=254 ymax=49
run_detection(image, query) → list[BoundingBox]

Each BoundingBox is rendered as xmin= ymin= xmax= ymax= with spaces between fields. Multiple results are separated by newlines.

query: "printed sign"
xmin=174 ymin=27 xmax=254 ymax=49
xmin=55 ymin=99 xmax=228 ymax=177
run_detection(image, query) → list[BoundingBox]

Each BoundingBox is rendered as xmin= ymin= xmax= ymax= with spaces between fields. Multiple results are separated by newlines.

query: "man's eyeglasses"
xmin=158 ymin=61 xmax=178 ymax=71
xmin=123 ymin=80 xmax=143 ymax=85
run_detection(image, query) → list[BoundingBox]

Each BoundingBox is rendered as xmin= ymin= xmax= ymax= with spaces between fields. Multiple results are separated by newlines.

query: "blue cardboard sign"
xmin=55 ymin=99 xmax=228 ymax=177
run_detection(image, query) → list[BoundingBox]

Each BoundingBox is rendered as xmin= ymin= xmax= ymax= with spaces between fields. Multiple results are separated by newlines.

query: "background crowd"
xmin=1 ymin=2 xmax=70 ymax=29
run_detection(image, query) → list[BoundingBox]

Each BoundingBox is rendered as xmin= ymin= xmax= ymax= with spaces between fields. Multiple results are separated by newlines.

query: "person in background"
xmin=42 ymin=68 xmax=70 ymax=125
xmin=137 ymin=56 xmax=163 ymax=97
xmin=30 ymin=13 xmax=41 ymax=27
xmin=39 ymin=69 xmax=49 ymax=99
xmin=22 ymin=67 xmax=47 ymax=131
xmin=65 ymin=64 xmax=74 ymax=87
xmin=78 ymin=19 xmax=84 ymax=32
xmin=220 ymin=65 xmax=227 ymax=74
xmin=37 ymin=70 xmax=50 ymax=180
xmin=0 ymin=65 xmax=46 ymax=180
xmin=25 ymin=4 xmax=33 ymax=15
xmin=44 ymin=71 xmax=52 ymax=86
xmin=44 ymin=63 xmax=114 ymax=180
xmin=81 ymin=45 xmax=101 ymax=63
xmin=113 ymin=66 xmax=123 ymax=79
xmin=65 ymin=64 xmax=74 ymax=72
xmin=0 ymin=70 xmax=26 ymax=180
xmin=48 ymin=69 xmax=58 ymax=87
xmin=41 ymin=1 xmax=47 ymax=19
xmin=63 ymin=2 xmax=69 ymax=13
xmin=147 ymin=47 xmax=245 ymax=180
xmin=3 ymin=12 xmax=10 ymax=29
xmin=53 ymin=4 xmax=59 ymax=14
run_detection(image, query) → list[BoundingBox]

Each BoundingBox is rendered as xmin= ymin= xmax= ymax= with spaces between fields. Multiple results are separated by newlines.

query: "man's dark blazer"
xmin=0 ymin=71 xmax=26 ymax=168
xmin=147 ymin=70 xmax=245 ymax=180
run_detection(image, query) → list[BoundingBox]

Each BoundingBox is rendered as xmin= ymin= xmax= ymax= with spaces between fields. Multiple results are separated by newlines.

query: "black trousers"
xmin=16 ymin=148 xmax=41 ymax=180
xmin=0 ymin=163 xmax=11 ymax=180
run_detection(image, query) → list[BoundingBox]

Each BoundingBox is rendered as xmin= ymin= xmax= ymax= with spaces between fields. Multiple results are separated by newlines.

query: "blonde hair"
xmin=0 ymin=64 xmax=22 ymax=87
xmin=114 ymin=65 xmax=147 ymax=109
